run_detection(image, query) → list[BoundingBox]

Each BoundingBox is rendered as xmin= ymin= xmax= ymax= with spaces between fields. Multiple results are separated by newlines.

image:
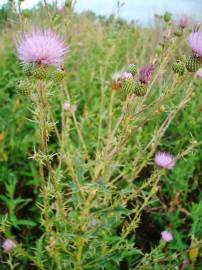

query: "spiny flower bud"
xmin=179 ymin=15 xmax=189 ymax=29
xmin=134 ymin=81 xmax=147 ymax=96
xmin=32 ymin=64 xmax=48 ymax=80
xmin=127 ymin=64 xmax=137 ymax=76
xmin=185 ymin=56 xmax=201 ymax=72
xmin=16 ymin=80 xmax=32 ymax=95
xmin=22 ymin=63 xmax=33 ymax=76
xmin=155 ymin=44 xmax=163 ymax=55
xmin=51 ymin=68 xmax=65 ymax=83
xmin=163 ymin=12 xmax=172 ymax=23
xmin=174 ymin=30 xmax=182 ymax=37
xmin=172 ymin=61 xmax=185 ymax=75
xmin=122 ymin=79 xmax=135 ymax=96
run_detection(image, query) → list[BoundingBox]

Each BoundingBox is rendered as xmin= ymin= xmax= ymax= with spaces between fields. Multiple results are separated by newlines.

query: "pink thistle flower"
xmin=122 ymin=72 xmax=133 ymax=80
xmin=2 ymin=239 xmax=15 ymax=253
xmin=179 ymin=15 xmax=189 ymax=29
xmin=188 ymin=31 xmax=202 ymax=57
xmin=58 ymin=6 xmax=65 ymax=13
xmin=195 ymin=68 xmax=202 ymax=78
xmin=139 ymin=64 xmax=154 ymax=84
xmin=154 ymin=151 xmax=176 ymax=169
xmin=161 ymin=230 xmax=173 ymax=242
xmin=16 ymin=29 xmax=67 ymax=67
xmin=63 ymin=101 xmax=70 ymax=111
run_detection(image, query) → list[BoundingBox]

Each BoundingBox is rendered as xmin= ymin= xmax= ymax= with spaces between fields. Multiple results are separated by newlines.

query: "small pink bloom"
xmin=195 ymin=68 xmax=202 ymax=78
xmin=90 ymin=219 xmax=98 ymax=227
xmin=154 ymin=151 xmax=175 ymax=169
xmin=78 ymin=42 xmax=84 ymax=48
xmin=188 ymin=31 xmax=202 ymax=57
xmin=63 ymin=101 xmax=70 ymax=111
xmin=2 ymin=239 xmax=15 ymax=253
xmin=179 ymin=15 xmax=189 ymax=29
xmin=139 ymin=64 xmax=154 ymax=84
xmin=122 ymin=72 xmax=133 ymax=80
xmin=161 ymin=230 xmax=173 ymax=242
xmin=58 ymin=6 xmax=65 ymax=13
xmin=16 ymin=29 xmax=67 ymax=67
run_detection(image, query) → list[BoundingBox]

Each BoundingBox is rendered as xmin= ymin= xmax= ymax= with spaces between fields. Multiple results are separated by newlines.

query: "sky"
xmin=0 ymin=0 xmax=202 ymax=25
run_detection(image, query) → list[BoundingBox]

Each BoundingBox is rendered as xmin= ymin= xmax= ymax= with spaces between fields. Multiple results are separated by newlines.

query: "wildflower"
xmin=63 ymin=102 xmax=77 ymax=112
xmin=154 ymin=151 xmax=175 ymax=169
xmin=195 ymin=68 xmax=202 ymax=78
xmin=122 ymin=72 xmax=133 ymax=80
xmin=63 ymin=101 xmax=70 ymax=111
xmin=161 ymin=230 xmax=173 ymax=242
xmin=188 ymin=31 xmax=202 ymax=57
xmin=179 ymin=15 xmax=189 ymax=29
xmin=111 ymin=71 xmax=123 ymax=90
xmin=16 ymin=29 xmax=67 ymax=67
xmin=139 ymin=64 xmax=154 ymax=84
xmin=90 ymin=219 xmax=98 ymax=227
xmin=58 ymin=6 xmax=65 ymax=13
xmin=2 ymin=239 xmax=15 ymax=253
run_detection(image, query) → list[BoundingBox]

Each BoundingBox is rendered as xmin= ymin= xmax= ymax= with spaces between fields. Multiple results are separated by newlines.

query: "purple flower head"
xmin=188 ymin=31 xmax=202 ymax=57
xmin=122 ymin=72 xmax=133 ymax=80
xmin=154 ymin=151 xmax=176 ymax=169
xmin=161 ymin=230 xmax=173 ymax=242
xmin=2 ymin=239 xmax=15 ymax=253
xmin=195 ymin=68 xmax=202 ymax=78
xmin=179 ymin=15 xmax=189 ymax=29
xmin=16 ymin=29 xmax=67 ymax=67
xmin=139 ymin=64 xmax=154 ymax=84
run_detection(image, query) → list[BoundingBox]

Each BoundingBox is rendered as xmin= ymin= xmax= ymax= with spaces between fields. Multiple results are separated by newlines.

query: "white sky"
xmin=0 ymin=0 xmax=201 ymax=24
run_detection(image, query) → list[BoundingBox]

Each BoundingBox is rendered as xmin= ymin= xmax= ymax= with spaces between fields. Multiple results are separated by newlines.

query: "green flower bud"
xmin=16 ymin=80 xmax=32 ymax=96
xmin=51 ymin=69 xmax=65 ymax=83
xmin=122 ymin=79 xmax=135 ymax=96
xmin=127 ymin=64 xmax=137 ymax=76
xmin=185 ymin=56 xmax=201 ymax=72
xmin=174 ymin=30 xmax=182 ymax=37
xmin=163 ymin=12 xmax=172 ymax=23
xmin=32 ymin=64 xmax=48 ymax=80
xmin=22 ymin=63 xmax=33 ymax=76
xmin=134 ymin=81 xmax=147 ymax=96
xmin=155 ymin=44 xmax=163 ymax=54
xmin=172 ymin=61 xmax=185 ymax=75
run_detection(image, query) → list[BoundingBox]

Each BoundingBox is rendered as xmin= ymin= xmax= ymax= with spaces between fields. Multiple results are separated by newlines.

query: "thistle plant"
xmin=0 ymin=7 xmax=201 ymax=270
